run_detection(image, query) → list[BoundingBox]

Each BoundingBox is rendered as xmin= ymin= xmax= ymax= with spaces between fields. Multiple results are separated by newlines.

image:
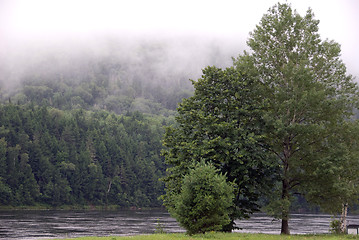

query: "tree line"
xmin=0 ymin=104 xmax=167 ymax=207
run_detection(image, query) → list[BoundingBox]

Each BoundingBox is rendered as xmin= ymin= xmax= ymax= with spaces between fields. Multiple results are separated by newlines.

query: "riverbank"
xmin=0 ymin=205 xmax=158 ymax=211
xmin=52 ymin=233 xmax=359 ymax=240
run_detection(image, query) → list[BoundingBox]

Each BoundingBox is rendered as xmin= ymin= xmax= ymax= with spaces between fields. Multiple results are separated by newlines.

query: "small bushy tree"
xmin=169 ymin=161 xmax=234 ymax=235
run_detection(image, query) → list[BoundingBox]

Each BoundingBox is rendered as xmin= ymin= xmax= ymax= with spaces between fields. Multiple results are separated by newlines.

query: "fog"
xmin=0 ymin=0 xmax=358 ymax=92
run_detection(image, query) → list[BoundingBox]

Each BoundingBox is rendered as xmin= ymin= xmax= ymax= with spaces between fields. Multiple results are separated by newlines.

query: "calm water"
xmin=1 ymin=209 xmax=359 ymax=239
xmin=0 ymin=209 xmax=182 ymax=240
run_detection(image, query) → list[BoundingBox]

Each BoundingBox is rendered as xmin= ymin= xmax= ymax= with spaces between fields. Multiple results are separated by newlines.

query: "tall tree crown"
xmin=248 ymin=3 xmax=356 ymax=101
xmin=247 ymin=3 xmax=357 ymax=127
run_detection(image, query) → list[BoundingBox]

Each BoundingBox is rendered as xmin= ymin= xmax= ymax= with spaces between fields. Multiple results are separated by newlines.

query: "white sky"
xmin=0 ymin=0 xmax=358 ymax=77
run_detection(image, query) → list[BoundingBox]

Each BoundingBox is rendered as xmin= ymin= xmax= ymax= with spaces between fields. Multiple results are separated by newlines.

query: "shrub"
xmin=170 ymin=161 xmax=234 ymax=235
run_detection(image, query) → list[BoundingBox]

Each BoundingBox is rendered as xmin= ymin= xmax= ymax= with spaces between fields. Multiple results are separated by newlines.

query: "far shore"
xmin=0 ymin=205 xmax=166 ymax=211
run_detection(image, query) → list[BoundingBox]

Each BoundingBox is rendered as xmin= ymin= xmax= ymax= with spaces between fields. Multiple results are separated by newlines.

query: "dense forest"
xmin=0 ymin=104 xmax=167 ymax=207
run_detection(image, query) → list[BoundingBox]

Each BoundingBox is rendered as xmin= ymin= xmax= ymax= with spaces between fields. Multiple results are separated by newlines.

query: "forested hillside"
xmin=1 ymin=38 xmax=237 ymax=116
xmin=0 ymin=104 xmax=167 ymax=207
xmin=0 ymin=38 xmax=238 ymax=208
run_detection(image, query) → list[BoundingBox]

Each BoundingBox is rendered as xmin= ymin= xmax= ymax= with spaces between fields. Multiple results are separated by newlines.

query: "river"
xmin=1 ymin=209 xmax=359 ymax=239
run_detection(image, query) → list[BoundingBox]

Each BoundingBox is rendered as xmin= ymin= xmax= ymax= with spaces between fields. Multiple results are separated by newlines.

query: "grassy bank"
xmin=52 ymin=233 xmax=359 ymax=240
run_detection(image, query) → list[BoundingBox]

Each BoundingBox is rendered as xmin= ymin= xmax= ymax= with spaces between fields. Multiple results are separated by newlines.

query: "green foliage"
xmin=264 ymin=197 xmax=291 ymax=221
xmin=162 ymin=63 xmax=277 ymax=231
xmin=169 ymin=162 xmax=234 ymax=235
xmin=330 ymin=218 xmax=342 ymax=234
xmin=154 ymin=218 xmax=166 ymax=234
xmin=0 ymin=104 xmax=168 ymax=207
xmin=304 ymin=121 xmax=359 ymax=214
xmin=244 ymin=2 xmax=359 ymax=234
xmin=163 ymin=2 xmax=359 ymax=235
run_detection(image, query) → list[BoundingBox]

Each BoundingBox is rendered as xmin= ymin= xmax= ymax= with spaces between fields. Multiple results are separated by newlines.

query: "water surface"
xmin=0 ymin=209 xmax=182 ymax=240
xmin=1 ymin=209 xmax=359 ymax=239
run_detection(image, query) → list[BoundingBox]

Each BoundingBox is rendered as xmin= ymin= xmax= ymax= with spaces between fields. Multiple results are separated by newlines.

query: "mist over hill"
xmin=0 ymin=35 xmax=244 ymax=115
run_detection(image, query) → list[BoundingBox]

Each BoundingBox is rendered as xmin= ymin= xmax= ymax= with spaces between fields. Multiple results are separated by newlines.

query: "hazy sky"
xmin=1 ymin=0 xmax=358 ymax=77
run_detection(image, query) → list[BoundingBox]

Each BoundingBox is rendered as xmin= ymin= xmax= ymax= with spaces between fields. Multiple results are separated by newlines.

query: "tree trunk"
xmin=281 ymin=219 xmax=290 ymax=235
xmin=281 ymin=163 xmax=290 ymax=235
xmin=340 ymin=203 xmax=348 ymax=233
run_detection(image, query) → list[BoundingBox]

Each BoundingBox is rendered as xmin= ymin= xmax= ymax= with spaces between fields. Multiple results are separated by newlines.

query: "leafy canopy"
xmin=162 ymin=65 xmax=277 ymax=231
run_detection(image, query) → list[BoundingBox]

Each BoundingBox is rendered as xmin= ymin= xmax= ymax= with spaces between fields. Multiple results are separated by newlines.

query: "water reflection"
xmin=1 ymin=210 xmax=359 ymax=239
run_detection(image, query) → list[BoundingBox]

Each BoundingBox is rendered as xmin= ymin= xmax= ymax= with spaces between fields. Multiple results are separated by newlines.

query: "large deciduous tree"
xmin=246 ymin=3 xmax=359 ymax=234
xmin=162 ymin=65 xmax=277 ymax=231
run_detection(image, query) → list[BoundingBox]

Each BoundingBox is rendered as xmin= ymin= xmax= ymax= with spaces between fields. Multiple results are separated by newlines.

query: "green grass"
xmin=51 ymin=232 xmax=359 ymax=240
